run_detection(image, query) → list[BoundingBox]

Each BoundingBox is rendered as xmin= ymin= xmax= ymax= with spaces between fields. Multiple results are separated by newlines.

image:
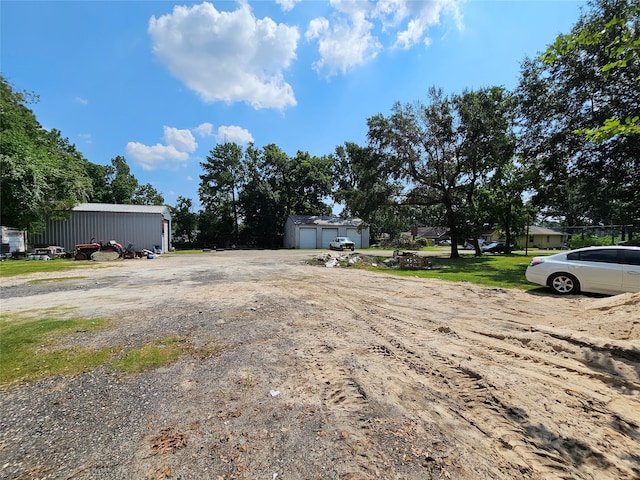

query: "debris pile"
xmin=392 ymin=250 xmax=432 ymax=270
xmin=311 ymin=252 xmax=386 ymax=268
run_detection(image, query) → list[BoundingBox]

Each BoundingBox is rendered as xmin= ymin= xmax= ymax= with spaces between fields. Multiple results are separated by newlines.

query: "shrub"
xmin=569 ymin=235 xmax=617 ymax=249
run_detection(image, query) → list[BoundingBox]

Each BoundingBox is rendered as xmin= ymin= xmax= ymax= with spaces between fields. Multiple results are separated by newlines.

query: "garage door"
xmin=299 ymin=228 xmax=317 ymax=249
xmin=346 ymin=228 xmax=361 ymax=248
xmin=321 ymin=228 xmax=338 ymax=249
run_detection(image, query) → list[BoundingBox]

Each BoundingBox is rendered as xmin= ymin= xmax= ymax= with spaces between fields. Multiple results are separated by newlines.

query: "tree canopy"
xmin=1 ymin=77 xmax=91 ymax=232
xmin=1 ymin=75 xmax=164 ymax=234
xmin=197 ymin=142 xmax=333 ymax=248
xmin=365 ymin=86 xmax=519 ymax=257
xmin=517 ymin=0 xmax=639 ymax=229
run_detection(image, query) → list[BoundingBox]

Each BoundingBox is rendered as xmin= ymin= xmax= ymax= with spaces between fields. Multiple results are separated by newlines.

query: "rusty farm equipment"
xmin=74 ymin=240 xmax=124 ymax=261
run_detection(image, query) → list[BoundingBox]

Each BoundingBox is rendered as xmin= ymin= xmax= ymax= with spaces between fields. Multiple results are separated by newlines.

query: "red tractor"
xmin=74 ymin=239 xmax=124 ymax=261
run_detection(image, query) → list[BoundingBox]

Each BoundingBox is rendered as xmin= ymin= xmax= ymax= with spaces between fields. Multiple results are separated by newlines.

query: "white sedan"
xmin=525 ymin=246 xmax=640 ymax=295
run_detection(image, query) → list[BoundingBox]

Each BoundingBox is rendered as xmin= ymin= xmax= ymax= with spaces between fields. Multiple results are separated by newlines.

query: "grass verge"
xmin=367 ymin=252 xmax=541 ymax=290
xmin=0 ymin=314 xmax=222 ymax=387
xmin=0 ymin=258 xmax=95 ymax=277
xmin=0 ymin=316 xmax=113 ymax=385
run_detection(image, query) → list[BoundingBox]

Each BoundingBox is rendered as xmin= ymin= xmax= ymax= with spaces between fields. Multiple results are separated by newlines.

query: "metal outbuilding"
xmin=31 ymin=203 xmax=172 ymax=253
xmin=283 ymin=215 xmax=369 ymax=249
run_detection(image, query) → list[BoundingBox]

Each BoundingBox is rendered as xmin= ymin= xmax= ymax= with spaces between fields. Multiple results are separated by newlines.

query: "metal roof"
xmin=72 ymin=203 xmax=169 ymax=215
xmin=288 ymin=215 xmax=364 ymax=227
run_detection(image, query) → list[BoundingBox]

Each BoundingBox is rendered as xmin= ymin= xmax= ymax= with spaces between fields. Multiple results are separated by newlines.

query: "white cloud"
xmin=163 ymin=126 xmax=197 ymax=152
xmin=306 ymin=0 xmax=463 ymax=75
xmin=125 ymin=142 xmax=190 ymax=171
xmin=193 ymin=122 xmax=214 ymax=138
xmin=275 ymin=0 xmax=300 ymax=12
xmin=127 ymin=125 xmax=198 ymax=171
xmin=378 ymin=0 xmax=463 ymax=49
xmin=148 ymin=1 xmax=299 ymax=110
xmin=306 ymin=1 xmax=380 ymax=77
xmin=78 ymin=133 xmax=92 ymax=144
xmin=74 ymin=96 xmax=88 ymax=105
xmin=215 ymin=125 xmax=254 ymax=144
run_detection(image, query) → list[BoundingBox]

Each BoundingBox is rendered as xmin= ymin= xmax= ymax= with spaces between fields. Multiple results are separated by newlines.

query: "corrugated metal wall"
xmin=31 ymin=211 xmax=166 ymax=252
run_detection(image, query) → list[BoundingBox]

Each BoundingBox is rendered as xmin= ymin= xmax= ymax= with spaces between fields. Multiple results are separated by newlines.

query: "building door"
xmin=299 ymin=228 xmax=317 ymax=249
xmin=321 ymin=228 xmax=338 ymax=250
xmin=346 ymin=228 xmax=361 ymax=248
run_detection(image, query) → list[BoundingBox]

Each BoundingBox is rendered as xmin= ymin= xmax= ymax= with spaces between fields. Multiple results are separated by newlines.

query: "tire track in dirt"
xmin=286 ymin=275 xmax=639 ymax=480
xmin=348 ymin=303 xmax=580 ymax=479
xmin=292 ymin=310 xmax=394 ymax=479
xmin=351 ymin=290 xmax=639 ymax=479
xmin=285 ymin=282 xmax=516 ymax=478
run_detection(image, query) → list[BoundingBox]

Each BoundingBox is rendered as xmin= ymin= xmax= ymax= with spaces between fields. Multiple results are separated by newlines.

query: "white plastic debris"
xmin=270 ymin=390 xmax=280 ymax=397
xmin=325 ymin=258 xmax=338 ymax=268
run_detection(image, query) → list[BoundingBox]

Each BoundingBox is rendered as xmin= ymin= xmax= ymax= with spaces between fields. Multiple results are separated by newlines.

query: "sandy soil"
xmin=1 ymin=250 xmax=639 ymax=480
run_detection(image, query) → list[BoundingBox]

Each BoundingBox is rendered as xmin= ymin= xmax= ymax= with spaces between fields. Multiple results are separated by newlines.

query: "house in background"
xmin=516 ymin=226 xmax=568 ymax=249
xmin=30 ymin=203 xmax=172 ymax=253
xmin=283 ymin=215 xmax=370 ymax=249
xmin=407 ymin=226 xmax=449 ymax=245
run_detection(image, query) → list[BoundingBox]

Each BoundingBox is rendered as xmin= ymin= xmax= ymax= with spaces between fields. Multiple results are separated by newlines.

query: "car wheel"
xmin=549 ymin=273 xmax=580 ymax=295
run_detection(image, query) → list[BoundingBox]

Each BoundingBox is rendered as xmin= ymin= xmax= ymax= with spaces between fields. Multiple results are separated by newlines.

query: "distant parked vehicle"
xmin=29 ymin=246 xmax=68 ymax=260
xmin=525 ymin=246 xmax=640 ymax=295
xmin=329 ymin=237 xmax=355 ymax=251
xmin=437 ymin=239 xmax=452 ymax=246
xmin=481 ymin=241 xmax=508 ymax=253
xmin=464 ymin=239 xmax=486 ymax=250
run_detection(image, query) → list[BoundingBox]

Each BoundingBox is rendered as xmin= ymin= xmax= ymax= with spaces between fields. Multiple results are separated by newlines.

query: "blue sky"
xmin=2 ymin=0 xmax=586 ymax=210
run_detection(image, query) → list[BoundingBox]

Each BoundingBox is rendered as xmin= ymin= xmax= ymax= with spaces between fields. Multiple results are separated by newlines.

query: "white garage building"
xmin=283 ymin=215 xmax=369 ymax=249
xmin=31 ymin=203 xmax=172 ymax=253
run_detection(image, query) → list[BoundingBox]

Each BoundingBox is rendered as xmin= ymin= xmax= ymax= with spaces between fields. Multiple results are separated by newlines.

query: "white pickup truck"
xmin=329 ymin=237 xmax=355 ymax=251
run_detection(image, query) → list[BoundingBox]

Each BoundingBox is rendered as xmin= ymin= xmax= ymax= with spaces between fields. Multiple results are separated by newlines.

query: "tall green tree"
xmin=132 ymin=183 xmax=164 ymax=205
xmin=0 ymin=76 xmax=92 ymax=233
xmin=288 ymin=151 xmax=333 ymax=216
xmin=517 ymin=0 xmax=640 ymax=229
xmin=456 ymin=87 xmax=517 ymax=254
xmin=237 ymin=144 xmax=283 ymax=247
xmin=199 ymin=143 xmax=246 ymax=244
xmin=170 ymin=196 xmax=198 ymax=243
xmin=543 ymin=0 xmax=640 ymax=141
xmin=107 ymin=156 xmax=139 ymax=204
xmin=478 ymin=162 xmax=528 ymax=251
xmin=368 ymin=89 xmax=467 ymax=257
xmin=331 ymin=142 xmax=403 ymax=240
xmin=367 ymin=87 xmax=518 ymax=257
xmin=238 ymin=144 xmax=333 ymax=247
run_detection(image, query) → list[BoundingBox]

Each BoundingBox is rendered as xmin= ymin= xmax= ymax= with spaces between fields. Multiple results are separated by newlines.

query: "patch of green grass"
xmin=111 ymin=337 xmax=186 ymax=374
xmin=373 ymin=253 xmax=541 ymax=290
xmin=28 ymin=276 xmax=87 ymax=284
xmin=0 ymin=258 xmax=93 ymax=277
xmin=0 ymin=316 xmax=114 ymax=385
xmin=0 ymin=314 xmax=223 ymax=387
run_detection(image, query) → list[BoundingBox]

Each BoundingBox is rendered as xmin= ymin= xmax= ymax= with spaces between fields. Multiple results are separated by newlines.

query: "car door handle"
xmin=627 ymin=271 xmax=640 ymax=275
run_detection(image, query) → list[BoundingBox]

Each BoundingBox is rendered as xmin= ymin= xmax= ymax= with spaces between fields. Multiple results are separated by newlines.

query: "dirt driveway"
xmin=1 ymin=250 xmax=639 ymax=480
